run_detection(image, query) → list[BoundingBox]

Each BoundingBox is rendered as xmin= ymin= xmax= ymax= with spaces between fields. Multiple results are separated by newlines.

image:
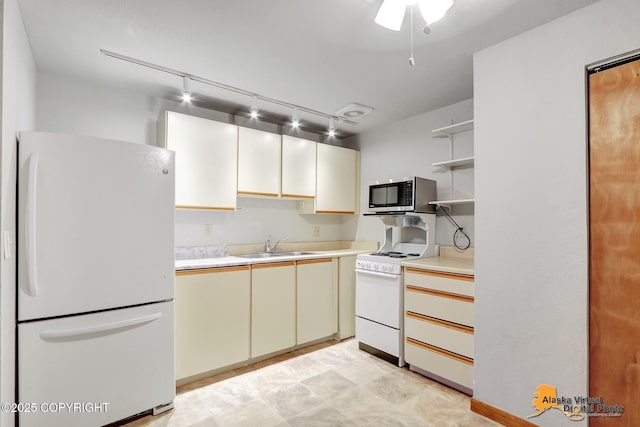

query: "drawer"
xmin=404 ymin=268 xmax=474 ymax=297
xmin=405 ymin=313 xmax=473 ymax=358
xmin=405 ymin=286 xmax=474 ymax=327
xmin=405 ymin=338 xmax=473 ymax=390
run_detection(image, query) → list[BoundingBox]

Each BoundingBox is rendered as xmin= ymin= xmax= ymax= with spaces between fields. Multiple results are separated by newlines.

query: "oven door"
xmin=355 ymin=268 xmax=402 ymax=329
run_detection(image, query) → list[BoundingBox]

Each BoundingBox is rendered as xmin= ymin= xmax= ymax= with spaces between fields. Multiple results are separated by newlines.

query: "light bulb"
xmin=250 ymin=96 xmax=258 ymax=118
xmin=328 ymin=117 xmax=336 ymax=137
xmin=291 ymin=107 xmax=300 ymax=128
xmin=418 ymin=0 xmax=453 ymax=25
xmin=182 ymin=76 xmax=192 ymax=103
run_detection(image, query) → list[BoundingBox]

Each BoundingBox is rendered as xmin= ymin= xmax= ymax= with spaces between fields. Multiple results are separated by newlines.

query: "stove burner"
xmin=368 ymin=251 xmax=420 ymax=259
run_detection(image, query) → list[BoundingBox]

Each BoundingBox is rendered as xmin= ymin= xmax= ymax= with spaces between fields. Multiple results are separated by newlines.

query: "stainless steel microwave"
xmin=368 ymin=177 xmax=437 ymax=213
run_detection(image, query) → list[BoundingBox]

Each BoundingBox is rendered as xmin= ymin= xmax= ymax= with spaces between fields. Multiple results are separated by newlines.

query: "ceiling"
xmin=17 ymin=0 xmax=598 ymax=138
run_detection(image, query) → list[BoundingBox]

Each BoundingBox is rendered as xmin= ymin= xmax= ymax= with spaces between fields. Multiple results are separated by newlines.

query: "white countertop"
xmin=402 ymin=256 xmax=474 ymax=276
xmin=175 ymin=248 xmax=371 ymax=271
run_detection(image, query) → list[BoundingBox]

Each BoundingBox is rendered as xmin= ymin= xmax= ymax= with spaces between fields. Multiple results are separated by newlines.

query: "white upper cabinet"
xmin=237 ymin=127 xmax=281 ymax=197
xmin=315 ymin=144 xmax=359 ymax=214
xmin=159 ymin=111 xmax=238 ymax=210
xmin=281 ymin=136 xmax=316 ymax=199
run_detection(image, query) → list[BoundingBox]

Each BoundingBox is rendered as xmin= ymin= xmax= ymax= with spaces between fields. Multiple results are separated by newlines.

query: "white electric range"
xmin=355 ymin=214 xmax=436 ymax=366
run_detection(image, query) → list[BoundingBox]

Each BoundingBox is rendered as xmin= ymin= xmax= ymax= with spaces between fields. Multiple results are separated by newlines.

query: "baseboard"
xmin=470 ymin=398 xmax=539 ymax=427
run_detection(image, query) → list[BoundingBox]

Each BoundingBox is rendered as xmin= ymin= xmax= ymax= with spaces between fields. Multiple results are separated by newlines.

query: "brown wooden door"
xmin=589 ymin=58 xmax=640 ymax=426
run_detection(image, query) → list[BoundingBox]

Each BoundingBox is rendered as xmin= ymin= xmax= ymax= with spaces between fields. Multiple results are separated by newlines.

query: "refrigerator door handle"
xmin=39 ymin=312 xmax=163 ymax=341
xmin=25 ymin=152 xmax=40 ymax=297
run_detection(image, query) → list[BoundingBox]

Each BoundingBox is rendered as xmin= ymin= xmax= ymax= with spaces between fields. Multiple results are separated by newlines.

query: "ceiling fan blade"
xmin=417 ymin=0 xmax=454 ymax=25
xmin=375 ymin=0 xmax=407 ymax=31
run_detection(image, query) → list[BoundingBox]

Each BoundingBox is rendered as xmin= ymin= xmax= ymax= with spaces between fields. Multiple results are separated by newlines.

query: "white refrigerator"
xmin=17 ymin=132 xmax=176 ymax=426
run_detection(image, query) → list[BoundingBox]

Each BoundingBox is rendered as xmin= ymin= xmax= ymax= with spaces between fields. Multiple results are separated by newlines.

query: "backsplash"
xmin=175 ymin=197 xmax=358 ymax=247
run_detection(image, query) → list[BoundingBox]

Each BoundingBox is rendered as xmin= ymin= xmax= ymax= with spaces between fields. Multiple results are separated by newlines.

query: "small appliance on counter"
xmin=355 ymin=213 xmax=436 ymax=366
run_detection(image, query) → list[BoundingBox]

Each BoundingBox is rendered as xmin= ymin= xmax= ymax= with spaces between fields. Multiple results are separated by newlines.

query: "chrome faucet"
xmin=265 ymin=235 xmax=287 ymax=253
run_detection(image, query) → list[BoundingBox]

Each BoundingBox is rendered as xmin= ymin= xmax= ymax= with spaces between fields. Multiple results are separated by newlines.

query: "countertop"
xmin=175 ymin=248 xmax=372 ymax=271
xmin=401 ymin=247 xmax=474 ymax=276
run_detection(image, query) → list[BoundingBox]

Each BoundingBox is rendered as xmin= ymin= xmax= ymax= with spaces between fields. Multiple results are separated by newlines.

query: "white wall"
xmin=473 ymin=0 xmax=640 ymax=425
xmin=347 ymin=99 xmax=474 ymax=249
xmin=1 ymin=0 xmax=37 ymax=424
xmin=36 ymin=73 xmax=354 ymax=247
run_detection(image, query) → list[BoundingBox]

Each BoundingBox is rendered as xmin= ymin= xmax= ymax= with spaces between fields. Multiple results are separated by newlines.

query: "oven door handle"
xmin=355 ymin=268 xmax=400 ymax=280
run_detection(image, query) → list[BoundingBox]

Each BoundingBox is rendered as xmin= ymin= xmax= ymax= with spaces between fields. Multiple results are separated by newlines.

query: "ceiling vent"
xmin=334 ymin=103 xmax=375 ymax=120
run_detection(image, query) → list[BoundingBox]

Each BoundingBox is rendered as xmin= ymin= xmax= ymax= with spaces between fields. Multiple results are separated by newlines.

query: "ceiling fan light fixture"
xmin=417 ymin=0 xmax=454 ymax=25
xmin=374 ymin=0 xmax=407 ymax=31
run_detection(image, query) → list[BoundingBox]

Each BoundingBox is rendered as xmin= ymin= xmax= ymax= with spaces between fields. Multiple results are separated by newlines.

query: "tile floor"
xmin=120 ymin=339 xmax=502 ymax=427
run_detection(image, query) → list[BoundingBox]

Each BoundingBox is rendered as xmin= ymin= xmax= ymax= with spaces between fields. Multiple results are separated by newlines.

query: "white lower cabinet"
xmin=403 ymin=268 xmax=475 ymax=393
xmin=175 ymin=266 xmax=250 ymax=382
xmin=251 ymin=262 xmax=296 ymax=357
xmin=297 ymin=258 xmax=338 ymax=344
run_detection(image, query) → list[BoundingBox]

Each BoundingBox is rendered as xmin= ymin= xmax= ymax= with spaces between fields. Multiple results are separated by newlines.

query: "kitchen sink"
xmin=277 ymin=251 xmax=315 ymax=256
xmin=237 ymin=251 xmax=314 ymax=259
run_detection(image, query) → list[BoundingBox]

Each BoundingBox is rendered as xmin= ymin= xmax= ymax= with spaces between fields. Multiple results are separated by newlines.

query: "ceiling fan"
xmin=375 ymin=0 xmax=454 ymax=31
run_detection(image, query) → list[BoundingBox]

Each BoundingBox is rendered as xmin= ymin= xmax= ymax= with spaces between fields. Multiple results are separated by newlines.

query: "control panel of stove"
xmin=355 ymin=259 xmax=402 ymax=275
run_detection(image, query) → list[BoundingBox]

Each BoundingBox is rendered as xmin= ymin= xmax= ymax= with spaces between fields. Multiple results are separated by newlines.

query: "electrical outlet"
xmin=204 ymin=224 xmax=213 ymax=235
xmin=312 ymin=226 xmax=321 ymax=237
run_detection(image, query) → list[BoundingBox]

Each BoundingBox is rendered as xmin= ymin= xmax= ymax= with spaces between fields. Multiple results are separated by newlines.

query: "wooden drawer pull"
xmin=252 ymin=261 xmax=295 ymax=269
xmin=405 ymin=268 xmax=474 ymax=282
xmin=176 ymin=265 xmax=250 ymax=275
xmin=406 ymin=337 xmax=473 ymax=366
xmin=297 ymin=258 xmax=332 ymax=265
xmin=406 ymin=285 xmax=474 ymax=302
xmin=237 ymin=191 xmax=279 ymax=197
xmin=406 ymin=311 xmax=473 ymax=334
xmin=176 ymin=205 xmax=236 ymax=211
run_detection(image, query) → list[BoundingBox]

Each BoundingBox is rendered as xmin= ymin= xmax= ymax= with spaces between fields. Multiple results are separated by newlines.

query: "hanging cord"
xmin=437 ymin=206 xmax=471 ymax=251
xmin=409 ymin=6 xmax=416 ymax=66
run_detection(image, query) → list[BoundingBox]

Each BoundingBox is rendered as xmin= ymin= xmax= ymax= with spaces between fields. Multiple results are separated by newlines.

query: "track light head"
xmin=291 ymin=107 xmax=300 ymax=128
xmin=182 ymin=76 xmax=192 ymax=103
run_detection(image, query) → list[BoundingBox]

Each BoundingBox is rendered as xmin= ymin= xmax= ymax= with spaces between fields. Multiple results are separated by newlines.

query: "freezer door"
xmin=18 ymin=132 xmax=175 ymax=321
xmin=19 ymin=301 xmax=175 ymax=427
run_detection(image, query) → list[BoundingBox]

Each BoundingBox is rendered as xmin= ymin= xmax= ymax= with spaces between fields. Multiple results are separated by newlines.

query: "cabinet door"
xmin=251 ymin=262 xmax=296 ymax=357
xmin=297 ymin=258 xmax=338 ymax=344
xmin=281 ymin=135 xmax=316 ymax=199
xmin=175 ymin=267 xmax=250 ymax=381
xmin=316 ymin=144 xmax=358 ymax=214
xmin=338 ymin=255 xmax=356 ymax=339
xmin=238 ymin=127 xmax=281 ymax=197
xmin=161 ymin=111 xmax=238 ymax=210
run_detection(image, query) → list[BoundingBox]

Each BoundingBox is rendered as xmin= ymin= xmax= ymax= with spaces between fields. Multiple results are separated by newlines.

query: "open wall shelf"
xmin=432 ymin=156 xmax=474 ymax=169
xmin=431 ymin=119 xmax=474 ymax=137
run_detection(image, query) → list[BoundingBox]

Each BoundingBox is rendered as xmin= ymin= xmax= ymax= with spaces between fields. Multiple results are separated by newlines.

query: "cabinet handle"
xmin=281 ymin=194 xmax=314 ymax=199
xmin=252 ymin=261 xmax=295 ymax=269
xmin=405 ymin=268 xmax=474 ymax=282
xmin=40 ymin=312 xmax=162 ymax=341
xmin=406 ymin=337 xmax=473 ymax=366
xmin=176 ymin=205 xmax=236 ymax=211
xmin=237 ymin=191 xmax=279 ymax=197
xmin=176 ymin=265 xmax=250 ymax=275
xmin=406 ymin=311 xmax=473 ymax=334
xmin=316 ymin=210 xmax=355 ymax=215
xmin=297 ymin=258 xmax=332 ymax=265
xmin=406 ymin=285 xmax=474 ymax=303
xmin=24 ymin=152 xmax=40 ymax=297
